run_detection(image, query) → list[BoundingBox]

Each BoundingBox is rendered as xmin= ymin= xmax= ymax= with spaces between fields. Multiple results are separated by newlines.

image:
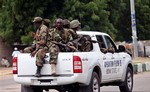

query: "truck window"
xmin=77 ymin=35 xmax=93 ymax=52
xmin=104 ymin=36 xmax=117 ymax=52
xmin=96 ymin=35 xmax=107 ymax=53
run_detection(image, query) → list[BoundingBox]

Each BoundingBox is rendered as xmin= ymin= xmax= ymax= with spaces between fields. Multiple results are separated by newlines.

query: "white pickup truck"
xmin=13 ymin=31 xmax=133 ymax=92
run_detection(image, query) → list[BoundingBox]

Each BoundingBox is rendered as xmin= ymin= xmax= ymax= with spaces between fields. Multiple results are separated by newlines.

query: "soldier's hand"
xmin=33 ymin=34 xmax=40 ymax=40
xmin=67 ymin=45 xmax=75 ymax=49
xmin=67 ymin=42 xmax=73 ymax=46
xmin=51 ymin=41 xmax=58 ymax=44
xmin=30 ymin=51 xmax=37 ymax=57
xmin=31 ymin=32 xmax=36 ymax=38
xmin=67 ymin=43 xmax=77 ymax=50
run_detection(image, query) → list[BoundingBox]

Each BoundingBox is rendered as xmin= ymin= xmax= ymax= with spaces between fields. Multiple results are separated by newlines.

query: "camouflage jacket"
xmin=34 ymin=24 xmax=49 ymax=48
xmin=49 ymin=28 xmax=73 ymax=44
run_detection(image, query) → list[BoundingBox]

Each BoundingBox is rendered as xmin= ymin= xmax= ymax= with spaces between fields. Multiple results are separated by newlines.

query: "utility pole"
xmin=130 ymin=0 xmax=138 ymax=58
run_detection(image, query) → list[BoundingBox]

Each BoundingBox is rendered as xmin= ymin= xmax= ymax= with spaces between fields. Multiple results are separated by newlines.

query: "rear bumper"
xmin=13 ymin=73 xmax=91 ymax=86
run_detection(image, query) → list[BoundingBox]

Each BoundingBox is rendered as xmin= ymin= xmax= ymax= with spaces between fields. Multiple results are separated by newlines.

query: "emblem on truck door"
xmin=62 ymin=58 xmax=71 ymax=61
xmin=81 ymin=58 xmax=88 ymax=61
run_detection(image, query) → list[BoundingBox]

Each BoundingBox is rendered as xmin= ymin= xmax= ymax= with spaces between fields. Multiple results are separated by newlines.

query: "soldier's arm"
xmin=68 ymin=32 xmax=73 ymax=41
xmin=84 ymin=41 xmax=91 ymax=52
xmin=31 ymin=32 xmax=36 ymax=39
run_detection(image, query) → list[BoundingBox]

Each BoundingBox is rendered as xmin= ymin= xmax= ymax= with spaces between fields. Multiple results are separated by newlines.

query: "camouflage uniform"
xmin=70 ymin=20 xmax=81 ymax=39
xmin=48 ymin=28 xmax=73 ymax=64
xmin=63 ymin=19 xmax=70 ymax=29
xmin=70 ymin=20 xmax=91 ymax=52
xmin=78 ymin=35 xmax=92 ymax=52
xmin=24 ymin=17 xmax=49 ymax=67
xmin=35 ymin=24 xmax=49 ymax=66
xmin=43 ymin=19 xmax=51 ymax=28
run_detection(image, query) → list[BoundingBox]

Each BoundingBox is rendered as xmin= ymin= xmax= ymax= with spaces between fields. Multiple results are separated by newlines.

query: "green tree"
xmin=107 ymin=0 xmax=150 ymax=41
xmin=0 ymin=0 xmax=149 ymax=45
xmin=0 ymin=0 xmax=57 ymax=44
xmin=106 ymin=0 xmax=132 ymax=41
xmin=63 ymin=0 xmax=117 ymax=39
xmin=135 ymin=0 xmax=150 ymax=40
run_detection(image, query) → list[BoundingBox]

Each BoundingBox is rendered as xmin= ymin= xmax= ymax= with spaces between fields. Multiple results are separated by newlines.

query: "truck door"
xmin=96 ymin=35 xmax=113 ymax=81
xmin=104 ymin=36 xmax=122 ymax=80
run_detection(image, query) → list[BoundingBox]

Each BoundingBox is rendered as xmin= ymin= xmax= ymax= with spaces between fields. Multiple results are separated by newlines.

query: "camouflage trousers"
xmin=49 ymin=44 xmax=60 ymax=64
xmin=24 ymin=46 xmax=48 ymax=67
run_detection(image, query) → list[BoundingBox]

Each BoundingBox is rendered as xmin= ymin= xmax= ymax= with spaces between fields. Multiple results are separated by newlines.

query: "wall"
xmin=0 ymin=38 xmax=13 ymax=66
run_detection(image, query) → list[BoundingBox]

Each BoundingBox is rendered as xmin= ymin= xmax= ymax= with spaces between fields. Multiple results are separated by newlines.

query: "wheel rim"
xmin=93 ymin=77 xmax=99 ymax=92
xmin=127 ymin=71 xmax=133 ymax=90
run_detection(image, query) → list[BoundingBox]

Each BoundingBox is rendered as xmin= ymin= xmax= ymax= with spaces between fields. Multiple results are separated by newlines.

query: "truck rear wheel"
xmin=21 ymin=85 xmax=43 ymax=92
xmin=119 ymin=67 xmax=133 ymax=92
xmin=33 ymin=87 xmax=43 ymax=92
xmin=79 ymin=72 xmax=100 ymax=92
xmin=21 ymin=85 xmax=33 ymax=92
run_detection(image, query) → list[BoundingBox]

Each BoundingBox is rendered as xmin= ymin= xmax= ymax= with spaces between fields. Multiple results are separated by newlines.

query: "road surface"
xmin=0 ymin=72 xmax=150 ymax=92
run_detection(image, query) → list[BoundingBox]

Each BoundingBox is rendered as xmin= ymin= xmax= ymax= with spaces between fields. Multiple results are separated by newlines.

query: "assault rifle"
xmin=51 ymin=41 xmax=79 ymax=52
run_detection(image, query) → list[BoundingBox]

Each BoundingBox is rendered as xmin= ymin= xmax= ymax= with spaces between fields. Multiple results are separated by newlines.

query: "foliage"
xmin=135 ymin=0 xmax=150 ymax=40
xmin=0 ymin=0 xmax=149 ymax=45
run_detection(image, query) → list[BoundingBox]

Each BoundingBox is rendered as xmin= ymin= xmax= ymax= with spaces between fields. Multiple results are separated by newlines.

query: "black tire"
xmin=119 ymin=67 xmax=133 ymax=92
xmin=21 ymin=85 xmax=33 ymax=92
xmin=68 ymin=84 xmax=80 ymax=92
xmin=79 ymin=72 xmax=100 ymax=92
xmin=33 ymin=87 xmax=43 ymax=92
xmin=59 ymin=84 xmax=79 ymax=92
xmin=21 ymin=85 xmax=43 ymax=92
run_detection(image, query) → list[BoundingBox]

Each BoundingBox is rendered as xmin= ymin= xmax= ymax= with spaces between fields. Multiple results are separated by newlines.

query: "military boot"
xmin=35 ymin=66 xmax=41 ymax=77
xmin=51 ymin=64 xmax=56 ymax=75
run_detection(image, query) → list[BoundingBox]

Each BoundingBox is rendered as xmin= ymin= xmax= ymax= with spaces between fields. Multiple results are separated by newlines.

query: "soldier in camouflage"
xmin=48 ymin=18 xmax=73 ymax=75
xmin=70 ymin=20 xmax=81 ymax=39
xmin=63 ymin=19 xmax=70 ymax=29
xmin=78 ymin=35 xmax=92 ymax=52
xmin=24 ymin=17 xmax=49 ymax=77
xmin=70 ymin=20 xmax=92 ymax=52
xmin=43 ymin=18 xmax=51 ymax=28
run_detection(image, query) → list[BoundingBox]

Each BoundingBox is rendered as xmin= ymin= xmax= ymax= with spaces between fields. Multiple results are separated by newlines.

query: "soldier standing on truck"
xmin=49 ymin=18 xmax=73 ymax=75
xmin=24 ymin=17 xmax=49 ymax=77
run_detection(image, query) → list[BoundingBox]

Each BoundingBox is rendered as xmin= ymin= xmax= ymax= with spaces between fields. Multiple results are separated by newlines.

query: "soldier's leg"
xmin=24 ymin=47 xmax=34 ymax=53
xmin=49 ymin=44 xmax=60 ymax=75
xmin=49 ymin=44 xmax=60 ymax=64
xmin=36 ymin=48 xmax=46 ymax=66
xmin=34 ymin=48 xmax=46 ymax=77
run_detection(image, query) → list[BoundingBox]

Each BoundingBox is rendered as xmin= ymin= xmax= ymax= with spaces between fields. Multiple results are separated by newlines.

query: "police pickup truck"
xmin=13 ymin=31 xmax=133 ymax=92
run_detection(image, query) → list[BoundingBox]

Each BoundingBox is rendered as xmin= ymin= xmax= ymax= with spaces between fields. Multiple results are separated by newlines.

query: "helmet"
xmin=44 ymin=19 xmax=50 ymax=23
xmin=63 ymin=19 xmax=70 ymax=26
xmin=70 ymin=20 xmax=81 ymax=28
xmin=32 ymin=17 xmax=43 ymax=22
xmin=43 ymin=19 xmax=51 ymax=27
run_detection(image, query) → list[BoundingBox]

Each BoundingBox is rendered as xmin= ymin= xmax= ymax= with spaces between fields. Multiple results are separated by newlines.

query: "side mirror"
xmin=118 ymin=45 xmax=125 ymax=52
